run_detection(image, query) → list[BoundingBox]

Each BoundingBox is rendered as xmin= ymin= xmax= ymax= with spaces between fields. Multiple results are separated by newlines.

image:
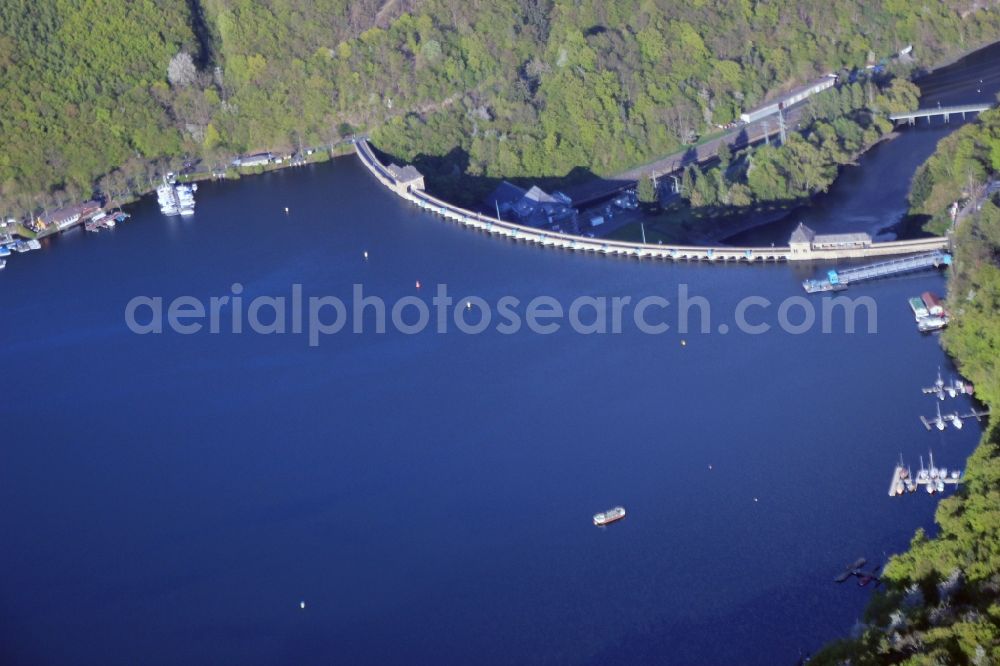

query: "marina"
xmin=84 ymin=211 xmax=130 ymax=233
xmin=157 ymin=178 xmax=197 ymax=216
xmin=919 ymin=404 xmax=990 ymax=431
xmin=888 ymin=453 xmax=963 ymax=497
xmin=921 ymin=370 xmax=974 ymax=400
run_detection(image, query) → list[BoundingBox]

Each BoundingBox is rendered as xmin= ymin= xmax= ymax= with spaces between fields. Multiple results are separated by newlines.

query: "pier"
xmin=803 ymin=251 xmax=951 ymax=292
xmin=355 ymin=139 xmax=951 ymax=264
xmin=888 ymin=461 xmax=962 ymax=497
xmin=890 ymin=103 xmax=991 ymax=124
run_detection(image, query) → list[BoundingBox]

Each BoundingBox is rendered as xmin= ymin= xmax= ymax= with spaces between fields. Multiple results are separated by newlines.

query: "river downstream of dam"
xmin=1 ymin=43 xmax=998 ymax=666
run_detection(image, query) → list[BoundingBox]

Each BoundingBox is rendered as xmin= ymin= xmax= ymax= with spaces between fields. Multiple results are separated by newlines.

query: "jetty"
xmin=921 ymin=371 xmax=973 ymax=401
xmin=803 ymin=251 xmax=951 ymax=292
xmin=889 ymin=453 xmax=962 ymax=497
xmin=354 ymin=139 xmax=950 ymax=264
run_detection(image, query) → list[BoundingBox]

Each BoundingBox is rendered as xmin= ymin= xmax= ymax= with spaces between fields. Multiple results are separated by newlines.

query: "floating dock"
xmin=919 ymin=408 xmax=990 ymax=431
xmin=889 ymin=454 xmax=963 ymax=497
xmin=803 ymin=251 xmax=951 ymax=292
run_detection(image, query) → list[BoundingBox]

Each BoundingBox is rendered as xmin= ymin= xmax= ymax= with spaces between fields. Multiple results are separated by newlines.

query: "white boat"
xmin=157 ymin=183 xmax=180 ymax=215
xmin=593 ymin=506 xmax=626 ymax=526
xmin=918 ymin=316 xmax=948 ymax=332
xmin=0 ymin=258 xmax=6 ymax=270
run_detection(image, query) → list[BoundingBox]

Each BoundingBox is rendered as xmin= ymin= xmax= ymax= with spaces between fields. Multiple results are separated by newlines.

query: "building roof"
xmin=789 ymin=222 xmax=816 ymax=244
xmin=742 ymin=75 xmax=836 ymax=118
xmin=387 ymin=163 xmax=424 ymax=183
xmin=484 ymin=181 xmax=576 ymax=227
xmin=38 ymin=200 xmax=101 ymax=224
xmin=485 ymin=181 xmax=527 ymax=209
xmin=523 ymin=185 xmax=561 ymax=204
xmin=813 ymin=232 xmax=872 ymax=245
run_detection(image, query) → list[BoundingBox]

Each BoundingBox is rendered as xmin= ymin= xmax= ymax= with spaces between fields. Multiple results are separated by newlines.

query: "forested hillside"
xmin=813 ymin=109 xmax=1000 ymax=666
xmin=3 ymin=1 xmax=1000 ymax=214
xmin=0 ymin=0 xmax=199 ymax=209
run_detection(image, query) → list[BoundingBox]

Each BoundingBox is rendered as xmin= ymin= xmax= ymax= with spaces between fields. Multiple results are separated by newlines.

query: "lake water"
xmin=1 ymin=43 xmax=996 ymax=666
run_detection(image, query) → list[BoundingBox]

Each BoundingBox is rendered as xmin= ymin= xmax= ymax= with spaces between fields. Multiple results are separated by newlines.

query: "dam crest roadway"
xmin=354 ymin=139 xmax=949 ymax=263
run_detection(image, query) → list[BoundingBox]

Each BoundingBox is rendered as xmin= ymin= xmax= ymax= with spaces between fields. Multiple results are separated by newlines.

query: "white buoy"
xmin=300 ymin=601 xmax=306 ymax=610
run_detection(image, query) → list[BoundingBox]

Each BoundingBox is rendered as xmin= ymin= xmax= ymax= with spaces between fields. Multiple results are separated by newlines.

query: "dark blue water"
xmin=1 ymin=45 xmax=995 ymax=666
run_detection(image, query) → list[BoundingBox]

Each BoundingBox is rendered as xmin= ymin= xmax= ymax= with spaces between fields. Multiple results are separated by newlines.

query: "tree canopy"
xmin=3 ymin=0 xmax=1000 ymax=214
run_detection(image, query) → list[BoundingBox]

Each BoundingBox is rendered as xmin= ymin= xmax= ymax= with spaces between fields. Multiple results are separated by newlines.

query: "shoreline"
xmin=6 ymin=37 xmax=996 ymax=264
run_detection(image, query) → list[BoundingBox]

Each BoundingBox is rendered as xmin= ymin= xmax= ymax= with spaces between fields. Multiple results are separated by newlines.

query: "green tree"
xmin=636 ymin=176 xmax=658 ymax=205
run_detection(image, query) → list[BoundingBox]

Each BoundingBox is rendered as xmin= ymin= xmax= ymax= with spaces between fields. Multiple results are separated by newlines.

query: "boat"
xmin=802 ymin=278 xmax=848 ymax=293
xmin=909 ymin=297 xmax=929 ymax=320
xmin=918 ymin=316 xmax=948 ymax=332
xmin=593 ymin=506 xmax=626 ymax=526
xmin=157 ymin=182 xmax=180 ymax=215
xmin=174 ymin=184 xmax=196 ymax=216
xmin=917 ymin=456 xmax=928 ymax=482
xmin=947 ymin=413 xmax=964 ymax=429
xmin=0 ymin=258 xmax=5 ymax=270
xmin=934 ymin=404 xmax=946 ymax=431
xmin=921 ymin=291 xmax=945 ymax=316
xmin=13 ymin=240 xmax=40 ymax=253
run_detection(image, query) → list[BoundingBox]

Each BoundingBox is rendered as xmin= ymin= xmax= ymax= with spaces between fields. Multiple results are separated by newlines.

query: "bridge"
xmin=353 ymin=139 xmax=950 ymax=264
xmin=890 ymin=103 xmax=991 ymax=124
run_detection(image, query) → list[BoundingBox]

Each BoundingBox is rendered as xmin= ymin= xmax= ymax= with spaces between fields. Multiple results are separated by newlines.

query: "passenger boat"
xmin=593 ymin=506 xmax=626 ymax=526
xmin=909 ymin=297 xmax=929 ymax=320
xmin=917 ymin=316 xmax=948 ymax=332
